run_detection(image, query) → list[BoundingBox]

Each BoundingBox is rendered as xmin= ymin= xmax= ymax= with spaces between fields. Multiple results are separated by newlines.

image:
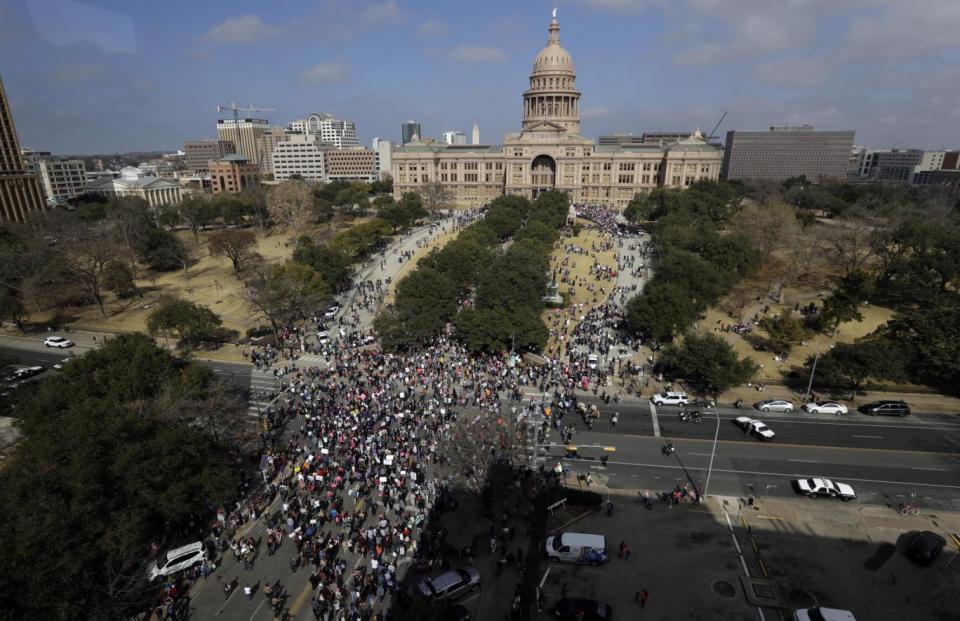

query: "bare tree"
xmin=731 ymin=199 xmax=801 ymax=262
xmin=267 ymin=179 xmax=316 ymax=230
xmin=207 ymin=229 xmax=258 ymax=274
xmin=822 ymin=215 xmax=877 ymax=280
xmin=421 ymin=181 xmax=454 ymax=216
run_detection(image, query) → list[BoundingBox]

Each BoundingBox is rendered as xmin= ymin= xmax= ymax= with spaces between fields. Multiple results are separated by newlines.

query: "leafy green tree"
xmin=207 ymin=228 xmax=258 ymax=274
xmin=292 ymin=237 xmax=354 ymax=291
xmin=455 ymin=307 xmax=548 ymax=354
xmin=811 ymin=340 xmax=905 ymax=398
xmin=376 ymin=266 xmax=460 ymax=349
xmin=624 ymin=282 xmax=697 ymax=344
xmin=760 ymin=312 xmax=811 ymax=355
xmin=476 ymin=240 xmax=549 ymax=314
xmin=178 ymin=196 xmax=220 ymax=241
xmin=244 ymin=262 xmax=328 ymax=344
xmin=334 ymin=186 xmax=371 ymax=216
xmin=418 ymin=237 xmax=490 ymax=291
xmin=0 ymin=334 xmax=236 ymax=620
xmin=370 ymin=176 xmax=393 ymax=195
xmin=655 ymin=249 xmax=729 ymax=308
xmin=216 ymin=195 xmax=253 ymax=225
xmin=882 ymin=294 xmax=960 ymax=388
xmin=329 ymin=219 xmax=392 ymax=259
xmin=136 ymin=228 xmax=195 ymax=275
xmin=146 ymin=297 xmax=227 ymax=347
xmin=624 ymin=194 xmax=652 ymax=222
xmin=658 ymin=333 xmax=758 ymax=396
xmin=818 ymin=289 xmax=863 ymax=332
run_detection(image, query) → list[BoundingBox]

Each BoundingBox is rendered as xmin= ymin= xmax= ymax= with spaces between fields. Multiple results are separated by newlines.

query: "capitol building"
xmin=391 ymin=12 xmax=722 ymax=209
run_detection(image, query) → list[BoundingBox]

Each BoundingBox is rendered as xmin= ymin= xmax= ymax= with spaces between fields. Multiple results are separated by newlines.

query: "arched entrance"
xmin=531 ymin=154 xmax=556 ymax=199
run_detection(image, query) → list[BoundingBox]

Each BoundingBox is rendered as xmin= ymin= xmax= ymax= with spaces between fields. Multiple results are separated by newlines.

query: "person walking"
xmin=637 ymin=589 xmax=649 ymax=608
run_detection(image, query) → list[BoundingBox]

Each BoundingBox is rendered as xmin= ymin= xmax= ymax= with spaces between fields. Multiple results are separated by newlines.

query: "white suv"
xmin=44 ymin=336 xmax=74 ymax=348
xmin=651 ymin=391 xmax=689 ymax=407
xmin=148 ymin=542 xmax=207 ymax=581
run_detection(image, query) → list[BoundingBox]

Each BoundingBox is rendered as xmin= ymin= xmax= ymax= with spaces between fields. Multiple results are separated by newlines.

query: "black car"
xmin=553 ymin=598 xmax=613 ymax=621
xmin=905 ymin=531 xmax=946 ymax=565
xmin=858 ymin=400 xmax=910 ymax=417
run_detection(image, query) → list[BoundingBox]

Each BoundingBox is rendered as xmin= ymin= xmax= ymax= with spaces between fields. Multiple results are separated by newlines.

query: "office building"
xmin=271 ymin=134 xmax=327 ymax=181
xmin=0 ymin=76 xmax=46 ymax=223
xmin=83 ymin=166 xmax=182 ymax=207
xmin=216 ymin=118 xmax=269 ymax=165
xmin=392 ymin=13 xmax=722 ymax=209
xmin=255 ymin=127 xmax=291 ymax=176
xmin=441 ymin=131 xmax=467 ymax=145
xmin=324 ymin=148 xmax=377 ymax=182
xmin=401 ymin=121 xmax=421 ymax=146
xmin=869 ymin=149 xmax=923 ymax=182
xmin=721 ymin=125 xmax=855 ymax=182
xmin=210 ymin=154 xmax=260 ymax=194
xmin=848 ymin=146 xmax=891 ymax=178
xmin=26 ymin=156 xmax=87 ymax=204
xmin=472 ymin=123 xmax=480 ymax=146
xmin=184 ymin=139 xmax=235 ymax=174
xmin=288 ymin=113 xmax=359 ymax=149
xmin=372 ymin=137 xmax=393 ymax=179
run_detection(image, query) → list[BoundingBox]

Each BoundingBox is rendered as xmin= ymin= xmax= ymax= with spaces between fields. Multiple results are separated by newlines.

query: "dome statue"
xmin=532 ymin=15 xmax=574 ymax=75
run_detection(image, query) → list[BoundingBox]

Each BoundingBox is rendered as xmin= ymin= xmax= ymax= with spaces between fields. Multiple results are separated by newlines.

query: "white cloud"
xmin=202 ymin=15 xmax=281 ymax=44
xmin=842 ymin=0 xmax=960 ymax=61
xmin=301 ymin=62 xmax=351 ymax=85
xmin=449 ymin=46 xmax=508 ymax=63
xmin=360 ymin=0 xmax=401 ymax=23
xmin=416 ymin=19 xmax=448 ymax=38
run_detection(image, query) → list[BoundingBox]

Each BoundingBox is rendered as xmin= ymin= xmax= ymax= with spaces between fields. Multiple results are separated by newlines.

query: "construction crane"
xmin=707 ymin=111 xmax=727 ymax=143
xmin=216 ymin=102 xmax=275 ymax=163
xmin=216 ymin=101 xmax=275 ymax=123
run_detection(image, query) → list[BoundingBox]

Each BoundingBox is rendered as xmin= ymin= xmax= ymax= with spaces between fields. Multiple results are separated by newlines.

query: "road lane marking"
xmin=248 ymin=597 xmax=266 ymax=620
xmin=910 ymin=467 xmax=946 ymax=471
xmin=649 ymin=402 xmax=661 ymax=438
xmin=289 ymin=582 xmax=315 ymax=617
xmin=853 ymin=435 xmax=883 ymax=439
xmin=787 ymin=459 xmax=819 ymax=463
xmin=579 ymin=458 xmax=960 ymax=490
xmin=594 ymin=431 xmax=960 ymax=457
xmin=690 ymin=452 xmax=714 ymax=456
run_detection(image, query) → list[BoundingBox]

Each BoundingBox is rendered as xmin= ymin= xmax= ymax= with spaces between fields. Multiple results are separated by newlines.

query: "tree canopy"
xmin=0 ymin=334 xmax=237 ymax=620
xmin=657 ymin=333 xmax=758 ymax=396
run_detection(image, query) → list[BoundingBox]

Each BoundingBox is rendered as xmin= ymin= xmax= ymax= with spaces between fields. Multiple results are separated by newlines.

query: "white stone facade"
xmin=391 ymin=14 xmax=722 ymax=209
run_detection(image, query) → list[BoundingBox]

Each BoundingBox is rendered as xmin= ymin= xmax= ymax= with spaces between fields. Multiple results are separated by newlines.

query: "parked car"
xmin=553 ymin=598 xmax=614 ymax=621
xmin=858 ymin=400 xmax=911 ymax=417
xmin=317 ymin=332 xmax=330 ymax=345
xmin=734 ymin=416 xmax=776 ymax=440
xmin=587 ymin=354 xmax=599 ymax=370
xmin=417 ymin=567 xmax=481 ymax=602
xmin=651 ymin=391 xmax=689 ymax=407
xmin=44 ymin=335 xmax=74 ymax=348
xmin=905 ymin=531 xmax=946 ymax=565
xmin=792 ymin=478 xmax=856 ymax=501
xmin=53 ymin=358 xmax=73 ymax=370
xmin=755 ymin=399 xmax=795 ymax=413
xmin=792 ymin=607 xmax=857 ymax=621
xmin=803 ymin=401 xmax=848 ymax=415
xmin=324 ymin=304 xmax=340 ymax=319
xmin=148 ymin=542 xmax=206 ymax=581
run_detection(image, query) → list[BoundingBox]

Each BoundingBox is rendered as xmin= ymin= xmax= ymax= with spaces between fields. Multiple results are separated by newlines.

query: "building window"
xmin=603 ymin=163 xmax=611 ymax=171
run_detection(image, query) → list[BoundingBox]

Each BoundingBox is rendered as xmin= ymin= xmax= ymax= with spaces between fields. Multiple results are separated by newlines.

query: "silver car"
xmin=417 ymin=566 xmax=481 ymax=602
xmin=755 ymin=399 xmax=794 ymax=413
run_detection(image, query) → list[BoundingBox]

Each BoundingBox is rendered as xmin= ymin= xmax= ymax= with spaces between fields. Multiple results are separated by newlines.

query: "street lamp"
xmin=660 ymin=442 xmax=700 ymax=496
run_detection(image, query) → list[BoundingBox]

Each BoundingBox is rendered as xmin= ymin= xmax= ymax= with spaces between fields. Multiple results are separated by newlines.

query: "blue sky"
xmin=2 ymin=0 xmax=959 ymax=154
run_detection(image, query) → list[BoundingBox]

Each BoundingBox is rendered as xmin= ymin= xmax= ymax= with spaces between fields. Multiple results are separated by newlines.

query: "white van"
xmin=792 ymin=607 xmax=856 ymax=621
xmin=545 ymin=532 xmax=609 ymax=565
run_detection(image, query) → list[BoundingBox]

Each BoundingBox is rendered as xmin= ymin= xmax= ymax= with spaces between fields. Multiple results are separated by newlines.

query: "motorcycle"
xmin=734 ymin=399 xmax=743 ymax=409
xmin=678 ymin=410 xmax=702 ymax=423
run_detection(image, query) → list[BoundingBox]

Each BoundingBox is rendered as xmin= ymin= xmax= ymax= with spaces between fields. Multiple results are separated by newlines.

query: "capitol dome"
xmin=522 ymin=13 xmax=581 ymax=134
xmin=532 ymin=19 xmax=574 ymax=74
